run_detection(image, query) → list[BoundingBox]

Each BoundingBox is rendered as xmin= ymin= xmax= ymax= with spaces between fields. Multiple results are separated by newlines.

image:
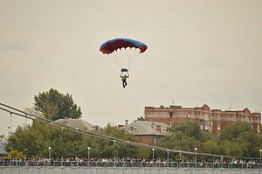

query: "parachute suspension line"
xmin=111 ymin=57 xmax=120 ymax=73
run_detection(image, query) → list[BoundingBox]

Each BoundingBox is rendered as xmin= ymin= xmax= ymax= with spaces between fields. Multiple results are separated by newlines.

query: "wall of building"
xmin=144 ymin=105 xmax=261 ymax=135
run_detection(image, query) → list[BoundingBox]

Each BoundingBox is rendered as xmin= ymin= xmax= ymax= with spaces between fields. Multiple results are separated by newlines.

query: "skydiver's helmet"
xmin=120 ymin=68 xmax=129 ymax=78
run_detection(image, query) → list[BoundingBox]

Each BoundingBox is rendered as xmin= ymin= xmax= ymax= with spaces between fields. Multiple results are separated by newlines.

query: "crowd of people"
xmin=0 ymin=157 xmax=261 ymax=169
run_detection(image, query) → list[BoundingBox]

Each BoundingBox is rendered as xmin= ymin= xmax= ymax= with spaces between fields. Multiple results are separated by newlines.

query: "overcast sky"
xmin=0 ymin=0 xmax=262 ymax=136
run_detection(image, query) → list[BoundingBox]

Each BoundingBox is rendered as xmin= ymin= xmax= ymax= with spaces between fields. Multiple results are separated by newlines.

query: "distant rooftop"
xmin=123 ymin=120 xmax=170 ymax=136
xmin=0 ymin=140 xmax=7 ymax=155
xmin=55 ymin=118 xmax=96 ymax=131
xmin=146 ymin=104 xmax=260 ymax=115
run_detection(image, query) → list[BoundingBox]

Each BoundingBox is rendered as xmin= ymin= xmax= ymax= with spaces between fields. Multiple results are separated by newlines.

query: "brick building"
xmin=144 ymin=104 xmax=261 ymax=135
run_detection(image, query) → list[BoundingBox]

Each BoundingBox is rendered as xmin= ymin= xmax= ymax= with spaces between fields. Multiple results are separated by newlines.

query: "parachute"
xmin=99 ymin=38 xmax=147 ymax=88
xmin=99 ymin=38 xmax=147 ymax=55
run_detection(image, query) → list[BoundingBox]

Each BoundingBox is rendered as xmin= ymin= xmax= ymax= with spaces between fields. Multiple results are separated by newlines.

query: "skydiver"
xmin=120 ymin=74 xmax=129 ymax=88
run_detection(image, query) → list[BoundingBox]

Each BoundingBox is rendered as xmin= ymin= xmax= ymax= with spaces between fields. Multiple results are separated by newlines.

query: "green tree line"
xmin=6 ymin=120 xmax=150 ymax=160
xmin=157 ymin=122 xmax=262 ymax=160
xmin=6 ymin=120 xmax=262 ymax=160
xmin=4 ymin=88 xmax=262 ymax=160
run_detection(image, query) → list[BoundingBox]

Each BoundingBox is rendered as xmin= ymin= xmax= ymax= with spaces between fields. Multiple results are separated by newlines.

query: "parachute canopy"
xmin=100 ymin=38 xmax=147 ymax=55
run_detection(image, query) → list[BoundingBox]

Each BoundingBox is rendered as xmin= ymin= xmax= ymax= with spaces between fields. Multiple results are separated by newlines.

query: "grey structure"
xmin=123 ymin=120 xmax=169 ymax=136
xmin=0 ymin=140 xmax=6 ymax=156
xmin=55 ymin=118 xmax=96 ymax=131
xmin=122 ymin=120 xmax=170 ymax=144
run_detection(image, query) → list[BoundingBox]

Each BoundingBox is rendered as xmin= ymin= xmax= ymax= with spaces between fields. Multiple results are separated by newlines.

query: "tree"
xmin=6 ymin=149 xmax=25 ymax=159
xmin=34 ymin=88 xmax=82 ymax=120
xmin=7 ymin=119 xmax=54 ymax=158
xmin=219 ymin=122 xmax=252 ymax=141
xmin=157 ymin=122 xmax=209 ymax=161
xmin=219 ymin=122 xmax=260 ymax=157
xmin=222 ymin=140 xmax=243 ymax=156
xmin=202 ymin=139 xmax=221 ymax=154
xmin=6 ymin=120 xmax=149 ymax=159
xmin=7 ymin=119 xmax=84 ymax=159
xmin=99 ymin=124 xmax=149 ymax=159
xmin=168 ymin=122 xmax=203 ymax=140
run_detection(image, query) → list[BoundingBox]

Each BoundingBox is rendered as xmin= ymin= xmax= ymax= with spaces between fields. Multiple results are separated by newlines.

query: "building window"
xmin=169 ymin=112 xmax=173 ymax=118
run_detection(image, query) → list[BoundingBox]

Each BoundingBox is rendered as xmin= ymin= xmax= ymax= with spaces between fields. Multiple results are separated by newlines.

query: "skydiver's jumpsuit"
xmin=121 ymin=75 xmax=129 ymax=88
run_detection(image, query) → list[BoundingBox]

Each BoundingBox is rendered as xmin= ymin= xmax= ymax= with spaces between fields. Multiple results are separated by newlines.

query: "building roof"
xmin=55 ymin=118 xmax=96 ymax=131
xmin=0 ymin=147 xmax=7 ymax=155
xmin=124 ymin=120 xmax=170 ymax=136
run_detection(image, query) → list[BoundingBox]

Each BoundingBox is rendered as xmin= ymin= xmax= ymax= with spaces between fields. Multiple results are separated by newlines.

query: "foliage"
xmin=168 ymin=122 xmax=202 ymax=140
xmin=6 ymin=120 xmax=148 ymax=160
xmin=6 ymin=149 xmax=25 ymax=159
xmin=0 ymin=135 xmax=6 ymax=140
xmin=7 ymin=89 xmax=148 ymax=159
xmin=95 ymin=124 xmax=149 ymax=159
xmin=5 ymin=88 xmax=262 ymax=160
xmin=158 ymin=122 xmax=206 ymax=160
xmin=202 ymin=139 xmax=221 ymax=155
xmin=158 ymin=122 xmax=262 ymax=159
xmin=220 ymin=122 xmax=252 ymax=141
xmin=34 ymin=88 xmax=82 ymax=120
xmin=219 ymin=122 xmax=261 ymax=157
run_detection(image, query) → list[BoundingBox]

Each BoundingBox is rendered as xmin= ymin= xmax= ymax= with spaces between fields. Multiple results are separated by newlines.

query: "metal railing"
xmin=0 ymin=160 xmax=262 ymax=169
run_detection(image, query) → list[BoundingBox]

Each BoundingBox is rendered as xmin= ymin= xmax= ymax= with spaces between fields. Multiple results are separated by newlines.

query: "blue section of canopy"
xmin=100 ymin=38 xmax=146 ymax=48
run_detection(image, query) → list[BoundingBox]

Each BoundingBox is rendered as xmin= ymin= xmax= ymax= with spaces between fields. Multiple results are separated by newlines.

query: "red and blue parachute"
xmin=99 ymin=38 xmax=147 ymax=54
